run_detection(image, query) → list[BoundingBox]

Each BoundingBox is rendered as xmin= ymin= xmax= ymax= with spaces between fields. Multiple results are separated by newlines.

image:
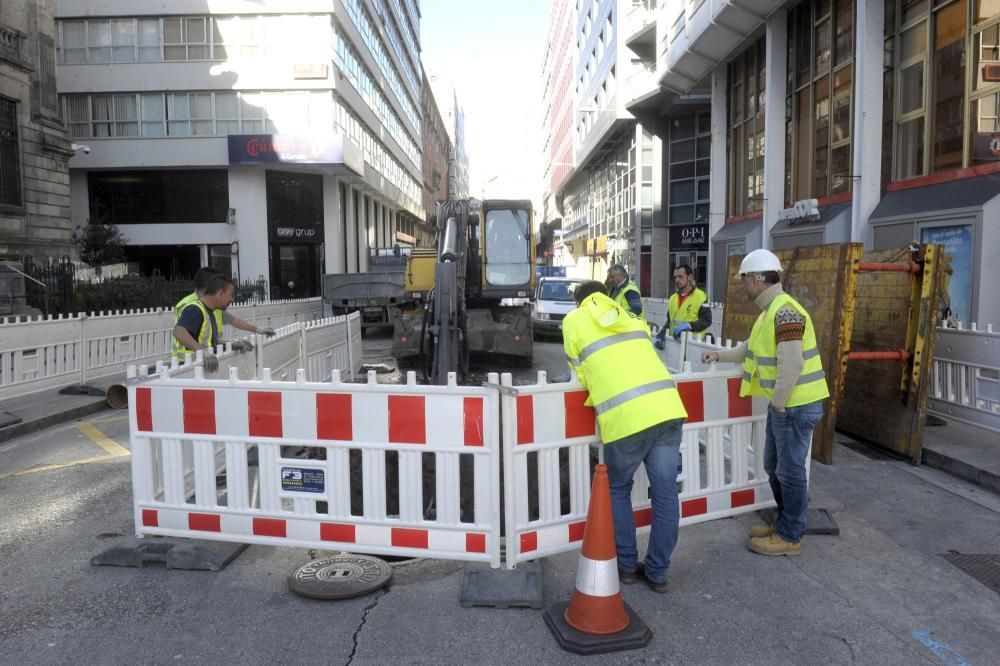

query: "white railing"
xmin=930 ymin=322 xmax=1000 ymax=433
xmin=0 ymin=297 xmax=326 ymax=400
xmin=643 ymin=297 xmax=724 ymax=341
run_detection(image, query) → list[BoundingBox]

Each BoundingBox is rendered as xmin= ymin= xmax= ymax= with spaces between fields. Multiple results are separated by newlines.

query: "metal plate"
xmin=288 ymin=555 xmax=392 ymax=600
xmin=942 ymin=554 xmax=1000 ymax=594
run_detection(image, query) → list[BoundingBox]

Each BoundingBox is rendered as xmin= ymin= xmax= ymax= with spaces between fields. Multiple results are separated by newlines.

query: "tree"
xmin=74 ymin=220 xmax=128 ymax=268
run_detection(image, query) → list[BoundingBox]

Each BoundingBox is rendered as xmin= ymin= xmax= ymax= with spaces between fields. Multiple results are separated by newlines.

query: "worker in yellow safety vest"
xmin=701 ymin=249 xmax=829 ymax=557
xmin=606 ymin=264 xmax=643 ymax=318
xmin=653 ymin=264 xmax=711 ymax=348
xmin=172 ymin=268 xmax=276 ymax=367
xmin=563 ymin=280 xmax=687 ymax=592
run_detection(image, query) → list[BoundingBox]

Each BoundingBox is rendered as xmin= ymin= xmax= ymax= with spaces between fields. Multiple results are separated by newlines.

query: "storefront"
xmin=266 ymin=170 xmax=323 ymax=299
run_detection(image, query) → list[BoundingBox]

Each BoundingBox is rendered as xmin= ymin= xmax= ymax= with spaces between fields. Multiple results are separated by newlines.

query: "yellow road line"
xmin=77 ymin=421 xmax=130 ymax=457
xmin=92 ymin=415 xmax=128 ymax=424
xmin=0 ymin=454 xmax=124 ymax=481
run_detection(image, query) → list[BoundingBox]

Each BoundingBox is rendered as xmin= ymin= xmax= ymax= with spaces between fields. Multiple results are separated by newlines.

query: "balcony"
xmin=625 ymin=2 xmax=658 ymax=61
xmin=0 ymin=24 xmax=31 ymax=72
xmin=627 ymin=62 xmax=658 ymax=101
xmin=659 ymin=0 xmax=783 ymax=93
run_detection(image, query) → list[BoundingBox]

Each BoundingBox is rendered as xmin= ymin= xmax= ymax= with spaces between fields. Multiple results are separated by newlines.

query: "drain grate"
xmin=942 ymin=553 xmax=1000 ymax=594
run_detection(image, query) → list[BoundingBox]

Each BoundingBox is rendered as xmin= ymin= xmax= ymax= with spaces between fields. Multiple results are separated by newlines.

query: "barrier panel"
xmin=501 ymin=368 xmax=773 ymax=569
xmin=655 ymin=334 xmax=741 ymax=374
xmin=0 ymin=297 xmax=324 ymax=399
xmin=929 ymin=322 xmax=1000 ymax=433
xmin=128 ymin=367 xmax=503 ymax=567
xmin=642 ymin=298 xmax=724 ymax=341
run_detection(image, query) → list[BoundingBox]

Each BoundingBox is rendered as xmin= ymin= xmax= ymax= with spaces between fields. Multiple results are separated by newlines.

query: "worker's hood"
xmin=579 ymin=293 xmax=639 ymax=332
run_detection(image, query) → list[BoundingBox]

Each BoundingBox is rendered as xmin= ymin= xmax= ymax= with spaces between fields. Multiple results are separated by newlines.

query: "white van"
xmin=532 ymin=277 xmax=586 ymax=340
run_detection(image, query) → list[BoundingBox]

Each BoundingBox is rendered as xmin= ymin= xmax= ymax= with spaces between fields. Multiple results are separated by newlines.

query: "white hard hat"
xmin=737 ymin=249 xmax=783 ymax=276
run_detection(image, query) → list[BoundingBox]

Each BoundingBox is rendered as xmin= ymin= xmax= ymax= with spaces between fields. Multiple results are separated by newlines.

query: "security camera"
xmin=71 ymin=143 xmax=91 ymax=154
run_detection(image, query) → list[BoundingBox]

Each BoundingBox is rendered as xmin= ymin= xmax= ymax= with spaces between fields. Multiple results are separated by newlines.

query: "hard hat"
xmin=737 ymin=249 xmax=783 ymax=276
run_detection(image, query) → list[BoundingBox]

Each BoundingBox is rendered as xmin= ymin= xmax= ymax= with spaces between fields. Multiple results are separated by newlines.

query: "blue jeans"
xmin=764 ymin=401 xmax=825 ymax=543
xmin=604 ymin=418 xmax=683 ymax=585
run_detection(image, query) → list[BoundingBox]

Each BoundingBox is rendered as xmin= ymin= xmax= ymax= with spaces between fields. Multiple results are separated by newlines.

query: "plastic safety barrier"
xmin=501 ymin=369 xmax=774 ymax=569
xmin=930 ymin=322 xmax=1000 ymax=433
xmin=128 ymin=368 xmax=502 ymax=567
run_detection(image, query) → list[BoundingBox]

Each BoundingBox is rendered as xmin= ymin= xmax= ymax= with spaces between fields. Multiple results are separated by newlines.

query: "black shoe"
xmin=641 ymin=568 xmax=668 ymax=593
xmin=618 ymin=563 xmax=642 ymax=584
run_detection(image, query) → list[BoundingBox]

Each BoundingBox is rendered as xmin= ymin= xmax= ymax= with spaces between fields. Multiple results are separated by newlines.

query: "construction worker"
xmin=563 ymin=281 xmax=687 ymax=592
xmin=701 ymin=249 xmax=829 ymax=557
xmin=606 ymin=264 xmax=643 ymax=318
xmin=172 ymin=274 xmax=236 ymax=368
xmin=172 ymin=267 xmax=275 ymax=362
xmin=653 ymin=264 xmax=711 ymax=349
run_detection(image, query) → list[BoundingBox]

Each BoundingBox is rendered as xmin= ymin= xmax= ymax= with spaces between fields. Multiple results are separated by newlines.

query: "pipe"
xmin=857 ymin=261 xmax=922 ymax=274
xmin=106 ymin=383 xmax=128 ymax=409
xmin=848 ymin=350 xmax=911 ymax=362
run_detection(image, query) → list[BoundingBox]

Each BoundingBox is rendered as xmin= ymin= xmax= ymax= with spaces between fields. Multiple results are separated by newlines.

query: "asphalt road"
xmin=2 ymin=334 xmax=1000 ymax=664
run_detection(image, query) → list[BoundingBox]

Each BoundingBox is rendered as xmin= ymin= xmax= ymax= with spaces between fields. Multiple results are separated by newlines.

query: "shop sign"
xmin=228 ymin=134 xmax=364 ymax=173
xmin=972 ymin=132 xmax=1000 ymax=161
xmin=921 ymin=225 xmax=973 ymax=325
xmin=777 ymin=198 xmax=821 ymax=223
xmin=272 ymin=224 xmax=322 ymax=243
xmin=669 ymin=223 xmax=708 ymax=251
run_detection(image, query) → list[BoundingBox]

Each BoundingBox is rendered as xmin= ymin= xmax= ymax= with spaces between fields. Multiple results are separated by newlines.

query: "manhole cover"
xmin=942 ymin=553 xmax=1000 ymax=594
xmin=288 ymin=554 xmax=392 ymax=600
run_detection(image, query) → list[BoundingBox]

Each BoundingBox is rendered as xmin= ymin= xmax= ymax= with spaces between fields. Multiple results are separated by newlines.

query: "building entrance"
xmin=266 ymin=170 xmax=323 ymax=298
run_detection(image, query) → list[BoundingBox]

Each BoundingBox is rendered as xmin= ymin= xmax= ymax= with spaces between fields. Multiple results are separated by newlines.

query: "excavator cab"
xmin=480 ymin=200 xmax=534 ymax=298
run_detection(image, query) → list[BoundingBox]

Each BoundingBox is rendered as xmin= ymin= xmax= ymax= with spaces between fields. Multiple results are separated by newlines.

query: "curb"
xmin=0 ymin=400 xmax=109 ymax=444
xmin=921 ymin=446 xmax=1000 ymax=495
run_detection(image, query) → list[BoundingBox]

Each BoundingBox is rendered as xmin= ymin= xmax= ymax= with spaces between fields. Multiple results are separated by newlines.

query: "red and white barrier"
xmin=502 ymin=368 xmax=774 ymax=568
xmin=128 ymin=367 xmax=502 ymax=567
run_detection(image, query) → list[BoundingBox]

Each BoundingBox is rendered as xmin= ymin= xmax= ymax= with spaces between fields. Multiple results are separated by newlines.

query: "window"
xmin=728 ymin=38 xmax=765 ymax=216
xmin=88 ymin=170 xmax=229 ymax=224
xmin=0 ymin=97 xmax=22 ymax=208
xmin=785 ymin=0 xmax=854 ymax=202
xmin=163 ymin=17 xmax=208 ymax=60
xmin=971 ymin=5 xmax=1000 ymax=165
xmin=672 ymin=111 xmax=712 ymax=224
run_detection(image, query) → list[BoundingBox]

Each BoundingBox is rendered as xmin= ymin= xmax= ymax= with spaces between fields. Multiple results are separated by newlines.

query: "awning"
xmin=870 ymin=174 xmax=1000 ymax=222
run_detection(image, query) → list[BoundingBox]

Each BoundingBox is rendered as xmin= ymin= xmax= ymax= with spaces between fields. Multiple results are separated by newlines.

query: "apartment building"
xmin=55 ymin=0 xmax=424 ymax=299
xmin=625 ymin=0 xmax=999 ymax=324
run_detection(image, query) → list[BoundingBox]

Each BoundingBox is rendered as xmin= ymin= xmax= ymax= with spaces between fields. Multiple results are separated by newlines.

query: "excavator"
xmin=389 ymin=198 xmax=534 ymax=384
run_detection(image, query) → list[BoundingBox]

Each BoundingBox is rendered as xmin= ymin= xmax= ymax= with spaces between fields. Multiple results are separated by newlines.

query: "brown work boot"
xmin=749 ymin=534 xmax=801 ymax=557
xmin=749 ymin=524 xmax=775 ymax=538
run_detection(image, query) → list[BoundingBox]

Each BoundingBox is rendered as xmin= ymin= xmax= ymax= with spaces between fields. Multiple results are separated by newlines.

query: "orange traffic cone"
xmin=544 ymin=464 xmax=652 ymax=654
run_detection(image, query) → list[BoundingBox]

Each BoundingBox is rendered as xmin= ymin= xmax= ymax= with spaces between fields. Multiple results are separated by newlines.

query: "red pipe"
xmin=857 ymin=261 xmax=922 ymax=274
xmin=848 ymin=350 xmax=911 ymax=362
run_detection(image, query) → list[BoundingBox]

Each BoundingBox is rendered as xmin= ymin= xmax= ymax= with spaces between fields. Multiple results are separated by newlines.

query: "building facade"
xmin=0 ymin=1 xmax=74 ymax=262
xmin=624 ymin=0 xmax=999 ymax=325
xmin=542 ymin=0 xmax=663 ymax=293
xmin=428 ymin=73 xmax=469 ymax=199
xmin=420 ymin=66 xmax=448 ymax=240
xmin=55 ymin=0 xmax=423 ymax=298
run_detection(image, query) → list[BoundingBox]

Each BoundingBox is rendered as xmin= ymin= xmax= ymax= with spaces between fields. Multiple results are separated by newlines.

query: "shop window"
xmin=727 ymin=38 xmax=765 ymax=216
xmin=88 ymin=170 xmax=229 ymax=225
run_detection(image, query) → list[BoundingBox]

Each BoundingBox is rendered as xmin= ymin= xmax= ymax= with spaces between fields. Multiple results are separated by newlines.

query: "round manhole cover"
xmin=288 ymin=555 xmax=392 ymax=600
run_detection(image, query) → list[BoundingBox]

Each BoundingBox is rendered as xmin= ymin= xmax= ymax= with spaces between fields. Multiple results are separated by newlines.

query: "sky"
xmin=420 ymin=0 xmax=550 ymax=209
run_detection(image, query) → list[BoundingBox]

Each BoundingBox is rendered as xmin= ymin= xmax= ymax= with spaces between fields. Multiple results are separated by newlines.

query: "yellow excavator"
xmin=389 ymin=199 xmax=534 ymax=384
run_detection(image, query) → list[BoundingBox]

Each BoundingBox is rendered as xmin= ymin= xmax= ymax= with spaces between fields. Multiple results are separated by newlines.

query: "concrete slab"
xmin=921 ymin=419 xmax=1000 ymax=493
xmin=0 ymin=385 xmax=110 ymax=443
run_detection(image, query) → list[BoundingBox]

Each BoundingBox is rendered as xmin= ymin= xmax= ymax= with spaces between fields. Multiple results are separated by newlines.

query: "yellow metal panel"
xmin=405 ymin=248 xmax=438 ymax=293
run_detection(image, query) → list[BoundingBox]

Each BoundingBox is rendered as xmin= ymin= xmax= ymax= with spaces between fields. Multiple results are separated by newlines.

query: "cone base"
xmin=544 ymin=600 xmax=652 ymax=655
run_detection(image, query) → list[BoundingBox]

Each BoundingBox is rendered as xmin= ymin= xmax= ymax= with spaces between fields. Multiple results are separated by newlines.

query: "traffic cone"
xmin=543 ymin=464 xmax=652 ymax=654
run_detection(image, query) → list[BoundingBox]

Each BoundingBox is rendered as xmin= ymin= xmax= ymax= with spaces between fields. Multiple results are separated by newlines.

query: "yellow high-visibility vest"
xmin=172 ymin=299 xmax=217 ymax=359
xmin=668 ymin=287 xmax=708 ymax=325
xmin=741 ymin=293 xmax=830 ymax=406
xmin=612 ymin=280 xmax=643 ymax=318
xmin=174 ymin=292 xmax=224 ymax=340
xmin=564 ymin=293 xmax=687 ymax=444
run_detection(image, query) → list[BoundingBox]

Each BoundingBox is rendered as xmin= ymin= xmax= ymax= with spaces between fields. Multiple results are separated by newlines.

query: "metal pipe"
xmin=848 ymin=350 xmax=911 ymax=362
xmin=857 ymin=261 xmax=922 ymax=274
xmin=106 ymin=383 xmax=128 ymax=409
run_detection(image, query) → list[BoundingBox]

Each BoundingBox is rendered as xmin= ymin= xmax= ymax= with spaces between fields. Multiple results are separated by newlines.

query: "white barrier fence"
xmin=643 ymin=297 xmax=724 ymax=342
xmin=929 ymin=322 xmax=1000 ymax=433
xmin=0 ymin=297 xmax=325 ymax=400
xmin=125 ymin=358 xmax=776 ymax=568
xmin=501 ymin=369 xmax=773 ymax=568
xmin=128 ymin=368 xmax=503 ymax=567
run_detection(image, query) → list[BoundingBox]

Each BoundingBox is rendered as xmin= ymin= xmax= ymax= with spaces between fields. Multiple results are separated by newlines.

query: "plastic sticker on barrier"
xmin=128 ymin=367 xmax=503 ymax=568
xmin=501 ymin=369 xmax=775 ymax=569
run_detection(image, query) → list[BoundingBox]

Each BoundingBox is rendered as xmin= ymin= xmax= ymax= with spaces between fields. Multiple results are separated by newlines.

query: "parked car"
xmin=532 ymin=277 xmax=585 ymax=340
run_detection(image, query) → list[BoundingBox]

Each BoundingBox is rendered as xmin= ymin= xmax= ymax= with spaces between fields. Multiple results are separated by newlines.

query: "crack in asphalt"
xmin=344 ymin=588 xmax=389 ymax=666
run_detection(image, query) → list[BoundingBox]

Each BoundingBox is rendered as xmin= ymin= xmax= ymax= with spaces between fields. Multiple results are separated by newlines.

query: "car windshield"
xmin=539 ymin=281 xmax=581 ymax=302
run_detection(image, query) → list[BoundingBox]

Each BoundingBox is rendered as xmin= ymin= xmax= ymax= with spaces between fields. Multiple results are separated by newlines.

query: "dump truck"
xmin=323 ymin=248 xmax=416 ymax=330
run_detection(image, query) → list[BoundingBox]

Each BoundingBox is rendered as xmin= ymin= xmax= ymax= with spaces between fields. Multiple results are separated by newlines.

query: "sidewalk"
xmin=0 ymin=383 xmax=112 ymax=443
xmin=922 ymin=418 xmax=1000 ymax=494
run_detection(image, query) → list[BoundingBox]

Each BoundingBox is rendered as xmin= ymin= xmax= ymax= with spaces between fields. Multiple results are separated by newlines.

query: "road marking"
xmin=77 ymin=421 xmax=130 ymax=457
xmin=0 ymin=455 xmax=124 ymax=481
xmin=92 ymin=415 xmax=128 ymax=424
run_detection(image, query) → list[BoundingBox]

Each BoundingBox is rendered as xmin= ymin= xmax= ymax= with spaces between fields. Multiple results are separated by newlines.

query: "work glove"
xmin=258 ymin=327 xmax=276 ymax=338
xmin=231 ymin=339 xmax=254 ymax=353
xmin=671 ymin=322 xmax=692 ymax=339
xmin=202 ymin=353 xmax=220 ymax=373
xmin=653 ymin=337 xmax=666 ymax=350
